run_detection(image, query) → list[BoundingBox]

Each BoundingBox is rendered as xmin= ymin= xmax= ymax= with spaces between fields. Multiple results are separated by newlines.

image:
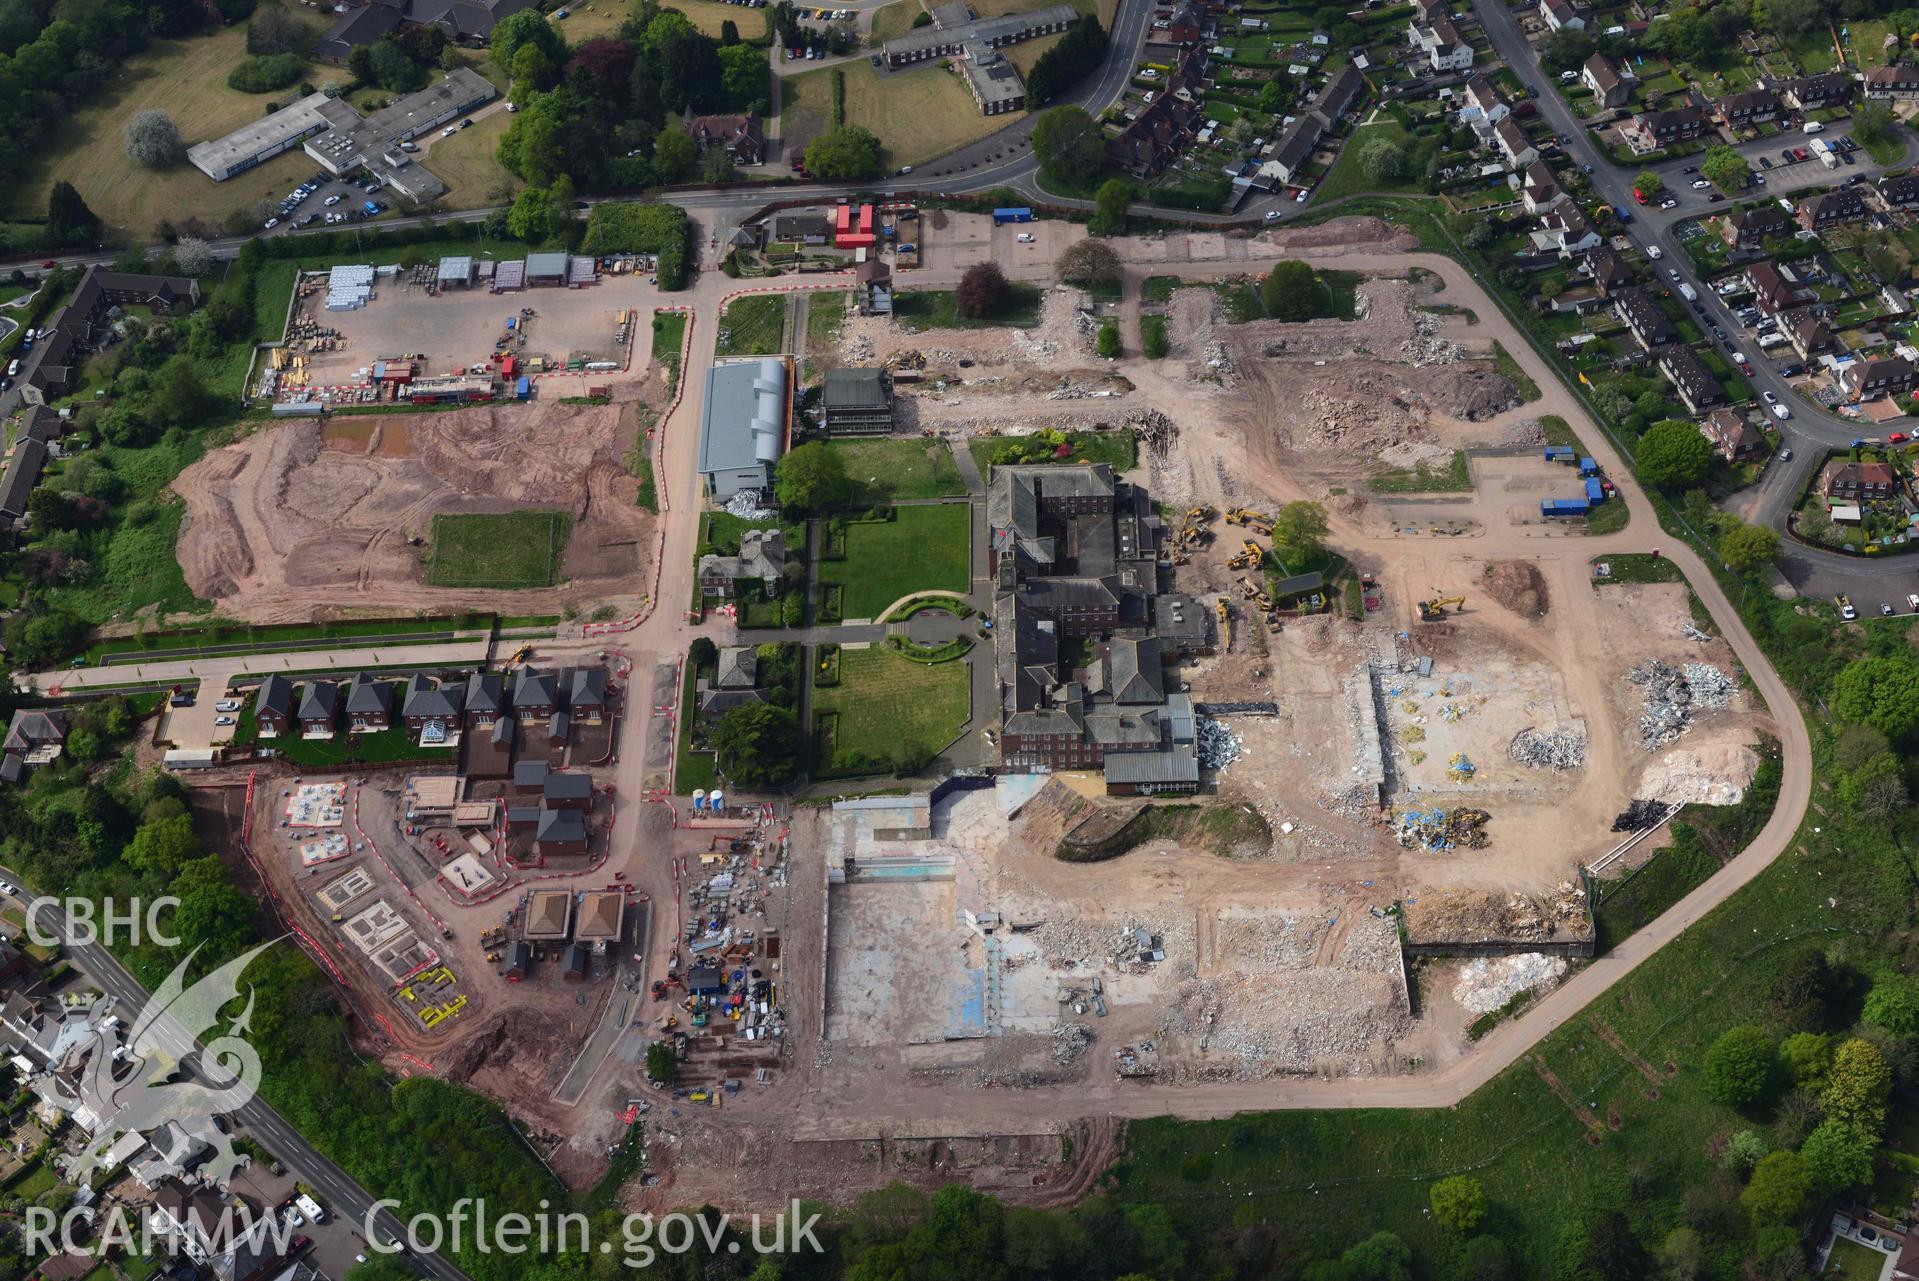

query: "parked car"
xmin=1682 ymin=165 xmax=1698 ymax=174
xmin=1016 ymin=232 xmax=1035 ymax=242
xmin=1759 ymin=155 xmax=1773 ymax=168
xmin=324 ymin=194 xmax=341 ymax=206
xmin=1659 ymin=197 xmax=1677 ymax=209
xmin=264 ymin=217 xmax=279 ymax=229
xmin=1707 ymin=193 xmax=1724 ymax=202
xmin=1893 ymin=432 xmax=1911 ymax=444
xmin=1779 ymin=446 xmax=1793 ymax=461
xmin=214 ymin=716 xmax=236 ymax=727
xmin=1646 ymin=244 xmax=1663 ymax=259
xmin=0 ymin=880 xmax=18 ymax=897
xmin=1690 ymin=178 xmax=1711 ymax=189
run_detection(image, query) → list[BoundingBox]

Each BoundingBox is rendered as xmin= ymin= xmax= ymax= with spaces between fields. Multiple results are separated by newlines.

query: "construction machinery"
xmin=1417 ymin=594 xmax=1467 ymax=622
xmin=1226 ymin=540 xmax=1264 ymax=571
xmin=1216 ymin=597 xmax=1232 ymax=649
xmin=1226 ymin=507 xmax=1275 ymax=536
xmin=504 ymin=643 xmax=534 ymax=667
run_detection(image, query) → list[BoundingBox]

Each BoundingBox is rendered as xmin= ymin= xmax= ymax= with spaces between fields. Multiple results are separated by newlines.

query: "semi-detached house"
xmin=1582 ymin=54 xmax=1629 ymax=108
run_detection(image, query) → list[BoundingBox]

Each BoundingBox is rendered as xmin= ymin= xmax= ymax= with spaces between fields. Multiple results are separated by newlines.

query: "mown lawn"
xmin=425 ymin=510 xmax=572 ymax=589
xmin=783 ymin=59 xmax=1020 ymax=168
xmin=418 ymin=108 xmax=519 ymax=210
xmin=820 ymin=504 xmax=970 ymax=619
xmin=824 ymin=438 xmax=968 ymax=502
xmin=812 ymin=644 xmax=968 ymax=774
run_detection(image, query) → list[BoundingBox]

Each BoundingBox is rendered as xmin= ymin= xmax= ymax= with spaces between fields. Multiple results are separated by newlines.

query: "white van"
xmin=1802 ymin=120 xmax=1825 ymax=134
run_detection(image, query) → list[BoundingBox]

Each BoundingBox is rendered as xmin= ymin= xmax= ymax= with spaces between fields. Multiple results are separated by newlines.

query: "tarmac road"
xmin=1472 ymin=0 xmax=1919 ymax=613
xmin=0 ymin=882 xmax=466 ymax=1281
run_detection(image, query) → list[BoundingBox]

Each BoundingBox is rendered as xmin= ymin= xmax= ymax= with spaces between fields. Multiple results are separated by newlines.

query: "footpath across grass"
xmin=425 ymin=510 xmax=572 ymax=589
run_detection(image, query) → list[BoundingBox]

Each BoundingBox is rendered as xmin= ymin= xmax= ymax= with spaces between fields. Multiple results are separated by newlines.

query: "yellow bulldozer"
xmin=1417 ymin=594 xmax=1467 ymax=622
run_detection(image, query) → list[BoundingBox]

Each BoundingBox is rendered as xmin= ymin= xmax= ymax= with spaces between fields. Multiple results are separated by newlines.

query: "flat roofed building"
xmin=698 ymin=357 xmax=788 ymax=498
xmin=821 ymin=367 xmax=894 ymax=434
xmin=188 ymin=92 xmax=359 ymax=181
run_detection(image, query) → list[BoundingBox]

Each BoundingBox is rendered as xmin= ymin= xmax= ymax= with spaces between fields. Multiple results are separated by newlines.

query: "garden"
xmin=810 ymin=643 xmax=969 ymax=778
xmin=815 ymin=503 xmax=970 ymax=621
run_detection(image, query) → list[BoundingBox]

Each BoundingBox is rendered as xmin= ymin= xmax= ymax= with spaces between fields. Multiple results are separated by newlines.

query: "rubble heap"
xmin=1129 ymin=408 xmax=1178 ymax=459
xmin=1509 ymin=724 xmax=1588 ymax=771
xmin=1406 ymin=309 xmax=1463 ymax=366
xmin=1452 ymin=953 xmax=1567 ymax=1014
xmin=723 ymin=489 xmax=778 ymax=521
xmin=1627 ymin=659 xmax=1735 ymax=750
xmin=1051 ymin=1022 xmax=1094 ymax=1066
xmin=1197 ymin=716 xmax=1243 ymax=770
xmin=1394 ymin=806 xmax=1492 ymax=851
xmin=1612 ymin=798 xmax=1668 ymax=832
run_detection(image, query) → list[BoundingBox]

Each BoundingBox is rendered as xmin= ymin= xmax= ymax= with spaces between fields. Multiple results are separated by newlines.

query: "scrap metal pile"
xmin=1394 ymin=806 xmax=1492 ymax=851
xmin=1508 ymin=724 xmax=1588 ymax=771
xmin=1197 ymin=716 xmax=1244 ymax=770
xmin=1627 ymin=659 xmax=1736 ymax=750
xmin=1611 ymin=798 xmax=1668 ymax=832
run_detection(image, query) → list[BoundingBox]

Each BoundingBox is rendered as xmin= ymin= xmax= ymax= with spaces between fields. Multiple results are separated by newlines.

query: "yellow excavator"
xmin=1216 ymin=598 xmax=1232 ymax=649
xmin=504 ymin=643 xmax=535 ymax=667
xmin=1186 ymin=504 xmax=1216 ymax=523
xmin=1417 ymin=594 xmax=1467 ymax=622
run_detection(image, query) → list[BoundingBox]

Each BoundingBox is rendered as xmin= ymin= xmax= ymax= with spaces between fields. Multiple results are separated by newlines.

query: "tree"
xmin=710 ymin=703 xmax=801 ymax=787
xmin=644 ymin=1041 xmax=677 ymax=1082
xmin=1657 ymin=1227 xmax=1705 ymax=1281
xmin=247 ymin=2 xmax=310 ymax=54
xmin=174 ymin=237 xmax=214 ymax=276
xmin=1740 ymin=1150 xmax=1810 ymax=1224
xmin=1056 ymin=238 xmax=1121 ymax=288
xmin=492 ymin=6 xmax=567 ymax=80
xmin=1025 ymin=13 xmax=1108 ymax=104
xmin=1089 ymin=179 xmax=1130 ymax=236
xmin=1779 ymin=1032 xmax=1834 ymax=1087
xmin=1539 ymin=26 xmax=1594 ymax=72
xmin=1633 ymin=168 xmax=1663 ymax=197
xmin=1429 ymin=1176 xmax=1486 ymax=1236
xmin=701 ymin=147 xmax=737 ymax=184
xmin=774 ymin=440 xmax=853 ymax=510
xmin=1834 ymin=656 xmax=1919 ymax=740
xmin=1771 ymin=947 xmax=1841 ymax=1032
xmin=1700 ymin=144 xmax=1751 ymax=192
xmin=688 ymin=636 xmax=718 ymax=672
xmin=956 ymin=262 xmax=1009 ymax=319
xmin=1757 ymin=0 xmax=1824 ymax=35
xmin=1258 ymin=76 xmax=1291 ymax=116
xmin=1855 ymin=102 xmax=1897 ymax=150
xmin=1703 ymin=1024 xmax=1778 ymax=1107
xmin=1823 ymin=1037 xmax=1892 ymax=1132
xmin=1260 ymin=259 xmax=1325 ymax=320
xmin=718 ymin=41 xmax=767 ymax=109
xmin=126 ymin=814 xmax=200 ymax=881
xmin=124 ymin=110 xmax=184 ymax=168
xmin=1357 ymin=136 xmax=1410 ymax=184
xmin=1032 ymin=106 xmax=1106 ymax=186
xmin=1095 ymin=321 xmax=1120 ymax=358
xmin=505 ymin=185 xmax=562 ymax=242
xmin=803 ymin=125 xmax=884 ymax=180
xmin=171 ymin=856 xmax=260 ymax=958
xmin=1635 ymin=419 xmax=1715 ymax=488
xmin=1840 ymin=751 xmax=1908 ymax=822
xmin=653 ymin=128 xmax=695 ymax=181
xmin=1800 ymin=1119 xmax=1876 ymax=1195
xmin=1272 ymin=500 xmax=1330 ymax=561
xmin=1719 ymin=521 xmax=1781 ymax=572
xmin=47 ymin=182 xmax=100 ymax=248
xmin=1865 ymin=975 xmax=1919 ymax=1037
xmin=369 ymin=36 xmax=426 ymax=92
xmin=347 ymin=44 xmax=375 ymax=85
xmin=1720 ymin=1128 xmax=1769 ymax=1174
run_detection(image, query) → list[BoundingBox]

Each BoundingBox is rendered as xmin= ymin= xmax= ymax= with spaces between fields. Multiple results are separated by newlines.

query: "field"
xmin=781 ymin=60 xmax=1017 ymax=169
xmin=825 ymin=438 xmax=968 ymax=502
xmin=425 ymin=511 xmax=572 ymax=589
xmin=892 ymin=283 xmax=1043 ymax=329
xmin=820 ymin=503 xmax=970 ymax=619
xmin=718 ymin=294 xmax=787 ymax=356
xmin=418 ymin=109 xmax=520 ymax=209
xmin=811 ymin=644 xmax=969 ymax=771
xmin=6 ymin=26 xmax=323 ymax=236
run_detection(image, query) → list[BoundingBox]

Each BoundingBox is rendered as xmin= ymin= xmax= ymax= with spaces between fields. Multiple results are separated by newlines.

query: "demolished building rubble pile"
xmin=1508 ymin=724 xmax=1588 ymax=771
xmin=1129 ymin=408 xmax=1178 ymax=459
xmin=1627 ymin=659 xmax=1737 ymax=750
xmin=1394 ymin=806 xmax=1491 ymax=851
xmin=1452 ymin=952 xmax=1568 ymax=1014
xmin=723 ymin=489 xmax=778 ymax=521
xmin=1612 ymin=797 xmax=1668 ymax=832
xmin=1197 ymin=716 xmax=1244 ymax=770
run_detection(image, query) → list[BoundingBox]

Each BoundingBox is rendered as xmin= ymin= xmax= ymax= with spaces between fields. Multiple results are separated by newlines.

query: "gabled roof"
xmin=513 ymin=666 xmax=558 ymax=708
xmin=536 ymin=807 xmax=587 ymax=843
xmin=1104 ymin=636 xmax=1165 ymax=705
xmin=255 ymin=674 xmax=293 ymax=720
xmin=345 ymin=672 xmax=391 ymax=716
xmin=544 ymin=771 xmax=593 ymax=803
xmin=1802 ymin=189 xmax=1867 ymax=221
xmin=403 ymin=674 xmax=463 ymax=720
xmin=298 ymin=680 xmax=337 ymax=721
xmin=513 ymin=759 xmax=549 ymax=788
xmin=465 ymin=670 xmax=503 ymax=714
xmin=568 ymin=666 xmax=608 ymax=709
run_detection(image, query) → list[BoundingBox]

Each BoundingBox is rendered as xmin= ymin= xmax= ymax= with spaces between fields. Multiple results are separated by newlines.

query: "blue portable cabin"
xmin=1578 ymin=456 xmax=1597 ymax=476
xmin=516 ymin=376 xmax=531 ymax=400
xmin=1541 ymin=497 xmax=1590 ymax=517
xmin=992 ymin=207 xmax=1034 ymax=224
xmin=1543 ymin=445 xmax=1575 ymax=463
xmin=1585 ymin=477 xmax=1604 ymax=504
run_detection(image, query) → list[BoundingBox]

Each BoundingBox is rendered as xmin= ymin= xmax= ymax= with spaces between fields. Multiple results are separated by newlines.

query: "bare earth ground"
xmin=172 ymin=396 xmax=659 ymax=623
